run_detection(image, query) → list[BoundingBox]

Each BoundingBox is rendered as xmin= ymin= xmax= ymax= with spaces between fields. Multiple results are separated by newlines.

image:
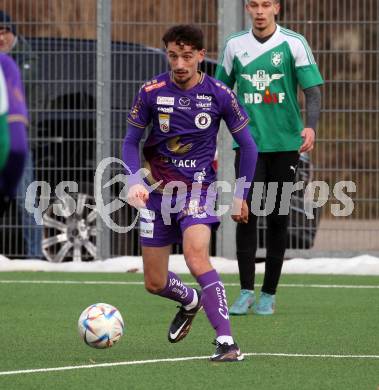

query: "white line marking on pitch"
xmin=273 ymin=283 xmax=379 ymax=289
xmin=0 ymin=280 xmax=378 ymax=289
xmin=0 ymin=352 xmax=378 ymax=377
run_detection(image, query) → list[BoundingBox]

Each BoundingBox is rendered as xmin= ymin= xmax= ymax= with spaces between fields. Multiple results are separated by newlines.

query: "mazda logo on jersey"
xmin=179 ymin=97 xmax=191 ymax=106
xmin=195 ymin=113 xmax=212 ymax=129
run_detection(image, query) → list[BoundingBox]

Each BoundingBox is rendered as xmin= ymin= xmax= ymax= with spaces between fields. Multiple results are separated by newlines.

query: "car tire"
xmin=42 ymin=184 xmax=97 ymax=262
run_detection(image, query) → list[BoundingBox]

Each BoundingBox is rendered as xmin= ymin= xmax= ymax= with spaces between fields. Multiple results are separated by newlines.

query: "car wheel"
xmin=42 ymin=191 xmax=97 ymax=262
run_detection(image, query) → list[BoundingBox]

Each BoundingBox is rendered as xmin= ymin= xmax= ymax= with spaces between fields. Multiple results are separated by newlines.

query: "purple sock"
xmin=158 ymin=271 xmax=195 ymax=306
xmin=197 ymin=269 xmax=232 ymax=338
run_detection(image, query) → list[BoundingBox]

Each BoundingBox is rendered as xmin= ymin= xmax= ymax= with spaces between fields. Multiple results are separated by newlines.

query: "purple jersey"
xmin=0 ymin=54 xmax=29 ymax=197
xmin=127 ymin=71 xmax=249 ymax=189
xmin=0 ymin=53 xmax=28 ymax=123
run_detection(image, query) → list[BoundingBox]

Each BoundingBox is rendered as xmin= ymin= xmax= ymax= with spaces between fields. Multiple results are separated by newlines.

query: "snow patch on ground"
xmin=0 ymin=254 xmax=378 ymax=275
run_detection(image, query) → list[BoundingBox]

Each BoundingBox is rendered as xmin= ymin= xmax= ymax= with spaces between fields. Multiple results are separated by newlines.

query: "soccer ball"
xmin=78 ymin=303 xmax=124 ymax=349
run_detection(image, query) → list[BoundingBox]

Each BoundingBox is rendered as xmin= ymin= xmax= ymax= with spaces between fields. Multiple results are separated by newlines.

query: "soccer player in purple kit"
xmin=123 ymin=25 xmax=258 ymax=362
xmin=0 ymin=53 xmax=28 ymax=216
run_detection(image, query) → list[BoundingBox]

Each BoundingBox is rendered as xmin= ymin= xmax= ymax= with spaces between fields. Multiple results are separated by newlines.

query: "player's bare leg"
xmin=142 ymin=245 xmax=171 ymax=293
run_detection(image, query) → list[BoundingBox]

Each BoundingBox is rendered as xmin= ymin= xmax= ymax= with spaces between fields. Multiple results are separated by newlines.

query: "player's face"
xmin=0 ymin=28 xmax=16 ymax=53
xmin=246 ymin=0 xmax=280 ymax=33
xmin=166 ymin=42 xmax=205 ymax=89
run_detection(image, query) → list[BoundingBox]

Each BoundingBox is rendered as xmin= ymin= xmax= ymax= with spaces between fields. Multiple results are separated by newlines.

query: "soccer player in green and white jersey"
xmin=216 ymin=0 xmax=323 ymax=315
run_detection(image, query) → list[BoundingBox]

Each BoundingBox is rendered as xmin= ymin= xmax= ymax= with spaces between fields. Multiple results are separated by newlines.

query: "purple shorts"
xmin=139 ymin=189 xmax=220 ymax=247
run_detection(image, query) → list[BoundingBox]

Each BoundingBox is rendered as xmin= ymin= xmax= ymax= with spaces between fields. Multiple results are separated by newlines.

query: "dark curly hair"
xmin=162 ymin=24 xmax=204 ymax=50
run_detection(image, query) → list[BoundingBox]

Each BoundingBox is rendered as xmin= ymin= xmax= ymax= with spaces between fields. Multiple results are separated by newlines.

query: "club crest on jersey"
xmin=271 ymin=51 xmax=283 ymax=67
xmin=159 ymin=113 xmax=170 ymax=133
xmin=195 ymin=112 xmax=212 ymax=129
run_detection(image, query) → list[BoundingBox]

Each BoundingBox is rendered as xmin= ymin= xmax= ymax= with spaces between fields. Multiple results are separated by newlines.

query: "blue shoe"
xmin=254 ymin=292 xmax=275 ymax=315
xmin=229 ymin=290 xmax=255 ymax=315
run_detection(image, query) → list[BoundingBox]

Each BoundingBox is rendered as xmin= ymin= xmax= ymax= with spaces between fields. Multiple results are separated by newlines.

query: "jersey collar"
xmin=250 ymin=24 xmax=281 ymax=45
xmin=169 ymin=70 xmax=205 ymax=91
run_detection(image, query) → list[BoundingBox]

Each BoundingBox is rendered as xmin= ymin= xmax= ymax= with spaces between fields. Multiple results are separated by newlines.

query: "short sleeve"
xmin=296 ymin=64 xmax=324 ymax=90
xmin=215 ymin=40 xmax=236 ymax=89
xmin=127 ymin=85 xmax=152 ymax=129
xmin=292 ymin=37 xmax=324 ymax=89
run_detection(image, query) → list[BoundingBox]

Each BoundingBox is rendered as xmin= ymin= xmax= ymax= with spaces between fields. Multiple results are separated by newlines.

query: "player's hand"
xmin=126 ymin=184 xmax=149 ymax=209
xmin=299 ymin=128 xmax=315 ymax=153
xmin=231 ymin=198 xmax=249 ymax=224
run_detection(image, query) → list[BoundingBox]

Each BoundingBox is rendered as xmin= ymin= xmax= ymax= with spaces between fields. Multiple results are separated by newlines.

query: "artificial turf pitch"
xmin=0 ymin=272 xmax=378 ymax=389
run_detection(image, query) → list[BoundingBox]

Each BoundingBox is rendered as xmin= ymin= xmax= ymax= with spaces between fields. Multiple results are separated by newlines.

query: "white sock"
xmin=216 ymin=335 xmax=234 ymax=346
xmin=183 ymin=289 xmax=198 ymax=311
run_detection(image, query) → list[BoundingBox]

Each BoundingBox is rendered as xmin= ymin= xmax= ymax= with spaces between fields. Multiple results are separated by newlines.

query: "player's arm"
xmin=122 ymin=123 xmax=149 ymax=208
xmin=230 ymin=124 xmax=257 ymax=223
xmin=122 ymin=85 xmax=152 ymax=209
xmin=300 ymin=85 xmax=321 ymax=153
xmin=291 ymin=35 xmax=324 ymax=153
xmin=215 ymin=39 xmax=236 ymax=89
xmin=221 ymin=88 xmax=258 ymax=223
xmin=0 ymin=56 xmax=29 ymax=198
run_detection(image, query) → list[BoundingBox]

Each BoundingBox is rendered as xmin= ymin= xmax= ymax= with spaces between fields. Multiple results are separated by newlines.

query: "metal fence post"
xmin=216 ymin=0 xmax=245 ymax=259
xmin=96 ymin=0 xmax=112 ymax=260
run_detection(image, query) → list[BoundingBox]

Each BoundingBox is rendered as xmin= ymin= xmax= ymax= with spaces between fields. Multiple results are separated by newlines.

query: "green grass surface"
xmin=0 ymin=272 xmax=378 ymax=390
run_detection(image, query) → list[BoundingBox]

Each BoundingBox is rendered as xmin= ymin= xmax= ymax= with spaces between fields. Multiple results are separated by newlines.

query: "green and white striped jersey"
xmin=216 ymin=25 xmax=323 ymax=152
xmin=0 ymin=64 xmax=9 ymax=171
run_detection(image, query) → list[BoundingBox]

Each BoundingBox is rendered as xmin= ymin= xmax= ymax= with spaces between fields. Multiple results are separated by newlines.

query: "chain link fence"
xmin=0 ymin=0 xmax=377 ymax=260
xmin=278 ymin=0 xmax=379 ymax=256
